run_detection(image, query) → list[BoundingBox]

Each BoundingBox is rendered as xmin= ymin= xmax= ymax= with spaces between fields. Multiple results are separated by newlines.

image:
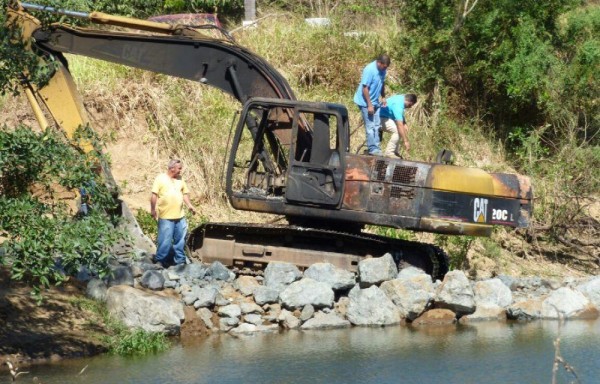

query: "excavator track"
xmin=187 ymin=223 xmax=449 ymax=281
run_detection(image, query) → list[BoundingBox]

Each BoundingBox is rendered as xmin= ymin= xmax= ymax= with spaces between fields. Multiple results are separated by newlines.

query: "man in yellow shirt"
xmin=150 ymin=159 xmax=198 ymax=267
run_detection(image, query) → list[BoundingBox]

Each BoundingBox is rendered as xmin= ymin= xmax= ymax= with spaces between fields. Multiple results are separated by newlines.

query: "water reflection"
xmin=11 ymin=320 xmax=600 ymax=384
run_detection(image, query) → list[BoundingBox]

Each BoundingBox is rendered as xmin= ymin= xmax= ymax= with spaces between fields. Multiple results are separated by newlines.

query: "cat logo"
xmin=473 ymin=198 xmax=488 ymax=223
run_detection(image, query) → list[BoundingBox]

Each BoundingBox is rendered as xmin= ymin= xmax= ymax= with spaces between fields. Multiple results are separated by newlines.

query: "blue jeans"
xmin=156 ymin=218 xmax=188 ymax=266
xmin=359 ymin=105 xmax=381 ymax=154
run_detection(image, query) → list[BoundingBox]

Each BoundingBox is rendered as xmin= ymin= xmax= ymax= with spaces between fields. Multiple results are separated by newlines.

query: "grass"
xmin=70 ymin=296 xmax=171 ymax=356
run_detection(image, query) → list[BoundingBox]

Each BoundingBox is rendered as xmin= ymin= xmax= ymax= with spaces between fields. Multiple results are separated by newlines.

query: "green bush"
xmin=0 ymin=126 xmax=124 ymax=298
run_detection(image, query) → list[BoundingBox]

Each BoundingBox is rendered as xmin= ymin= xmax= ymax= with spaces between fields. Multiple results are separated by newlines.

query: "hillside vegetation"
xmin=1 ymin=0 xmax=598 ymax=292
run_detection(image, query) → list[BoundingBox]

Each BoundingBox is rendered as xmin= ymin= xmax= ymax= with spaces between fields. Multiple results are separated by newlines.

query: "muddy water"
xmin=6 ymin=320 xmax=600 ymax=384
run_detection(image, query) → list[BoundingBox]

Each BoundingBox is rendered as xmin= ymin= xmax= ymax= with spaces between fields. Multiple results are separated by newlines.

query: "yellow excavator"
xmin=4 ymin=1 xmax=533 ymax=279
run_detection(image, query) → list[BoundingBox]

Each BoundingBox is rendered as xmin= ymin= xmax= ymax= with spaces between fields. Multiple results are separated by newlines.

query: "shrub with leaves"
xmin=0 ymin=125 xmax=125 ymax=298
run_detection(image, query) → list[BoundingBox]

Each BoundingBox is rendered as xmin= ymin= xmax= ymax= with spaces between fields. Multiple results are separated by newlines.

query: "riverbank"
xmin=3 ymin=251 xmax=600 ymax=371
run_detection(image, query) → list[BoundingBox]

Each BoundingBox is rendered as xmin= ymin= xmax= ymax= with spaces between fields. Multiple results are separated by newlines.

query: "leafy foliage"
xmin=0 ymin=126 xmax=124 ymax=298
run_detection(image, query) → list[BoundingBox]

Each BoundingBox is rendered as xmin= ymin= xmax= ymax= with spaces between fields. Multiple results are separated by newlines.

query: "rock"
xmin=244 ymin=313 xmax=263 ymax=326
xmin=474 ymin=278 xmax=512 ymax=308
xmin=164 ymin=280 xmax=178 ymax=289
xmin=280 ymin=278 xmax=334 ymax=309
xmin=218 ymin=304 xmax=242 ymax=319
xmin=86 ymin=278 xmax=108 ymax=302
xmin=140 ymin=270 xmax=165 ymax=290
xmin=253 ymin=286 xmax=280 ymax=305
xmin=215 ymin=293 xmax=231 ymax=306
xmin=412 ymin=308 xmax=456 ymax=325
xmin=301 ymin=311 xmax=351 ymax=330
xmin=264 ymin=262 xmax=302 ymax=291
xmin=358 ymin=253 xmax=398 ymax=286
xmin=278 ymin=309 xmax=301 ymax=329
xmin=76 ymin=266 xmax=94 ymax=282
xmin=196 ymin=307 xmax=215 ymax=329
xmin=207 ymin=261 xmax=235 ymax=281
xmin=300 ymin=305 xmax=315 ymax=322
xmin=397 ymin=266 xmax=427 ymax=279
xmin=381 ymin=274 xmax=434 ymax=321
xmin=193 ymin=287 xmax=219 ymax=308
xmin=106 ymin=286 xmax=184 ymax=335
xmin=229 ymin=323 xmax=279 ymax=335
xmin=167 ymin=271 xmax=181 ymax=281
xmin=240 ymin=302 xmax=264 ymax=314
xmin=219 ymin=317 xmax=239 ymax=332
xmin=507 ymin=299 xmax=543 ymax=320
xmin=541 ymin=287 xmax=599 ymax=319
xmin=577 ymin=276 xmax=600 ymax=309
xmin=346 ymin=285 xmax=401 ymax=326
xmin=461 ymin=305 xmax=507 ymax=322
xmin=304 ymin=263 xmax=355 ymax=291
xmin=107 ymin=266 xmax=134 ymax=287
xmin=335 ymin=297 xmax=350 ymax=318
xmin=183 ymin=263 xmax=207 ymax=280
xmin=262 ymin=303 xmax=282 ymax=323
xmin=435 ymin=270 xmax=476 ymax=316
xmin=234 ymin=276 xmax=261 ymax=296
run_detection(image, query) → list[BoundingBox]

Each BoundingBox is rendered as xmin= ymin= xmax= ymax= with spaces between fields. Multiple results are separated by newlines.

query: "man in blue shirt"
xmin=379 ymin=94 xmax=417 ymax=158
xmin=354 ymin=54 xmax=390 ymax=156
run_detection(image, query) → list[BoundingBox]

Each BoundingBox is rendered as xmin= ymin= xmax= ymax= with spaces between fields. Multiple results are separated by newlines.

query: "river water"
xmin=6 ymin=320 xmax=600 ymax=384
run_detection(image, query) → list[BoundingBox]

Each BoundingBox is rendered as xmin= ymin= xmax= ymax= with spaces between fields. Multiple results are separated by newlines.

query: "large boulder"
xmin=541 ymin=287 xmax=599 ymax=319
xmin=435 ymin=270 xmax=476 ymax=316
xmin=346 ymin=285 xmax=401 ymax=326
xmin=206 ymin=261 xmax=235 ymax=282
xmin=107 ymin=265 xmax=134 ymax=287
xmin=300 ymin=312 xmax=351 ymax=330
xmin=461 ymin=305 xmax=507 ymax=322
xmin=86 ymin=278 xmax=108 ymax=302
xmin=381 ymin=274 xmax=434 ymax=320
xmin=253 ymin=286 xmax=279 ymax=305
xmin=234 ymin=276 xmax=261 ymax=296
xmin=140 ymin=270 xmax=165 ymax=290
xmin=576 ymin=277 xmax=600 ymax=309
xmin=357 ymin=254 xmax=398 ymax=286
xmin=106 ymin=286 xmax=184 ymax=335
xmin=304 ymin=263 xmax=356 ymax=291
xmin=474 ymin=278 xmax=512 ymax=308
xmin=264 ymin=262 xmax=302 ymax=291
xmin=412 ymin=308 xmax=456 ymax=325
xmin=280 ymin=278 xmax=334 ymax=309
xmin=278 ymin=309 xmax=301 ymax=329
xmin=507 ymin=299 xmax=544 ymax=321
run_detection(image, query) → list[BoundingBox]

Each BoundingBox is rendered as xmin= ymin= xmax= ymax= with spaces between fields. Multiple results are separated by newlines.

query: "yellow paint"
xmin=429 ymin=165 xmax=494 ymax=195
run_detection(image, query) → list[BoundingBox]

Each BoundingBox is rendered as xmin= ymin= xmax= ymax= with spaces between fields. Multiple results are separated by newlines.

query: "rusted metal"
xmin=188 ymin=223 xmax=449 ymax=279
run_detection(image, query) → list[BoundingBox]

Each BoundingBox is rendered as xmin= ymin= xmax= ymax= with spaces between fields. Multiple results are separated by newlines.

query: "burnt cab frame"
xmin=226 ymin=97 xmax=350 ymax=213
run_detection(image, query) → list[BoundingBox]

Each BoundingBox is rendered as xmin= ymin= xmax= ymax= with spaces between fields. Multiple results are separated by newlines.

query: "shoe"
xmin=368 ymin=150 xmax=383 ymax=156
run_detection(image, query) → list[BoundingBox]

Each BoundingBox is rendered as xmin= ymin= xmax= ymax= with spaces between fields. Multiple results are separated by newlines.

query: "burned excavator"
xmin=5 ymin=2 xmax=533 ymax=280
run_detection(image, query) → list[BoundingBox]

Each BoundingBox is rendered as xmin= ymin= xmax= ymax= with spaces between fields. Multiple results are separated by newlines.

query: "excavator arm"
xmin=6 ymin=1 xmax=296 ymax=152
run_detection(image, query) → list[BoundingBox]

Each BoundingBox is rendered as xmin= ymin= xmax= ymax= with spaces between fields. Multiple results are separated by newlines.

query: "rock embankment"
xmin=85 ymin=253 xmax=600 ymax=336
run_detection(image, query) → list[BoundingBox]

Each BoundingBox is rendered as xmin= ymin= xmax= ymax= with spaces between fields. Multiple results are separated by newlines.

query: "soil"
xmin=0 ymin=269 xmax=109 ymax=369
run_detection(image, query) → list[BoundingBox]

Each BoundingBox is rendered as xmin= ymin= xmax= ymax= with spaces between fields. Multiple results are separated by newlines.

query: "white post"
xmin=244 ymin=0 xmax=256 ymax=21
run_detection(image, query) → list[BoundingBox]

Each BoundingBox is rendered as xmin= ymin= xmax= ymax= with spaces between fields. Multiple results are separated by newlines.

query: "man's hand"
xmin=381 ymin=97 xmax=387 ymax=107
xmin=151 ymin=209 xmax=158 ymax=221
xmin=188 ymin=206 xmax=198 ymax=216
xmin=367 ymin=104 xmax=374 ymax=115
xmin=404 ymin=141 xmax=410 ymax=152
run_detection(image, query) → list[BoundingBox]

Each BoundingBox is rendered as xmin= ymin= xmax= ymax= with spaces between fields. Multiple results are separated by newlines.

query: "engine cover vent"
xmin=392 ymin=165 xmax=417 ymax=185
xmin=390 ymin=186 xmax=415 ymax=199
xmin=375 ymin=160 xmax=388 ymax=181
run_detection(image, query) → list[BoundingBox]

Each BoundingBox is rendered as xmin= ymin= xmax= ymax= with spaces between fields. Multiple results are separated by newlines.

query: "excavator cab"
xmin=226 ymin=97 xmax=348 ymax=213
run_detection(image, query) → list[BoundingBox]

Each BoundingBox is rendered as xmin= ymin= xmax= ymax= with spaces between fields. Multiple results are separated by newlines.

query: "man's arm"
xmin=396 ymin=120 xmax=410 ymax=153
xmin=150 ymin=193 xmax=158 ymax=220
xmin=183 ymin=194 xmax=198 ymax=215
xmin=362 ymin=85 xmax=374 ymax=115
